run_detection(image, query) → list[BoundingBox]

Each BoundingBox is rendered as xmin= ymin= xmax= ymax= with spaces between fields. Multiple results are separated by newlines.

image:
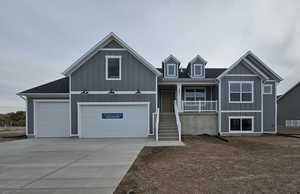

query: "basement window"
xmin=229 ymin=117 xmax=253 ymax=132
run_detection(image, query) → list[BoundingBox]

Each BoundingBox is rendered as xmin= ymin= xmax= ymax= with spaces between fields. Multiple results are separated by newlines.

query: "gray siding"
xmin=71 ymin=50 xmax=156 ymax=91
xmin=277 ymin=83 xmax=300 ymax=129
xmin=221 ymin=112 xmax=262 ymax=133
xmin=228 ymin=62 xmax=255 ymax=74
xmin=71 ymin=94 xmax=156 ymax=135
xmin=27 ymin=96 xmax=69 ymax=135
xmin=220 ymin=76 xmax=262 ymax=110
xmin=104 ymin=40 xmax=123 ymax=48
xmin=263 ymin=81 xmax=276 ymax=132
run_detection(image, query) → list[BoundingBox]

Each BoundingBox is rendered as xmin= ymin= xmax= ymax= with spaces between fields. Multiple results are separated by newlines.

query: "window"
xmin=193 ymin=64 xmax=203 ymax=77
xmin=286 ymin=120 xmax=300 ymax=127
xmin=184 ymin=88 xmax=206 ymax=101
xmin=229 ymin=81 xmax=253 ymax=103
xmin=106 ymin=56 xmax=121 ymax=80
xmin=166 ymin=64 xmax=177 ymax=77
xmin=264 ymin=84 xmax=272 ymax=94
xmin=229 ymin=117 xmax=253 ymax=132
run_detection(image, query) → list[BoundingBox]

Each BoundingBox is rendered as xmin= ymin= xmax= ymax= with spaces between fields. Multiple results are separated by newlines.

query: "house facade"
xmin=277 ymin=82 xmax=300 ymax=129
xmin=18 ymin=33 xmax=282 ymax=140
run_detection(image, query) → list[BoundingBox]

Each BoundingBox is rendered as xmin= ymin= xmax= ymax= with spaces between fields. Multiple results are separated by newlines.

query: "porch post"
xmin=177 ymin=83 xmax=182 ymax=112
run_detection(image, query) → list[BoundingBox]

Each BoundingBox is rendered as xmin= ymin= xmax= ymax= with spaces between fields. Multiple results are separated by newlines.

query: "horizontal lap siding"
xmin=221 ymin=112 xmax=261 ymax=133
xmin=221 ymin=76 xmax=261 ymax=110
xmin=71 ymin=94 xmax=156 ymax=135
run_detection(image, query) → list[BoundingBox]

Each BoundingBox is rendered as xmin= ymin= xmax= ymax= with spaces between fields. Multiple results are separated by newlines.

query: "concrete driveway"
xmin=0 ymin=138 xmax=157 ymax=194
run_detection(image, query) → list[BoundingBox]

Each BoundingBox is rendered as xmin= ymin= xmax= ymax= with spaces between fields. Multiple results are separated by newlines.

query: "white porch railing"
xmin=155 ymin=108 xmax=160 ymax=141
xmin=181 ymin=100 xmax=217 ymax=112
xmin=174 ymin=100 xmax=182 ymax=142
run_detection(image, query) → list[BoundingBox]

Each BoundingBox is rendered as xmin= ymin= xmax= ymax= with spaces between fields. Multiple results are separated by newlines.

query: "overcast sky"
xmin=0 ymin=0 xmax=299 ymax=113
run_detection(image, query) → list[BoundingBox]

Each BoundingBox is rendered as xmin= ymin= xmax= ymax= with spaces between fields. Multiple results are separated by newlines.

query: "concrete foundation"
xmin=180 ymin=112 xmax=218 ymax=135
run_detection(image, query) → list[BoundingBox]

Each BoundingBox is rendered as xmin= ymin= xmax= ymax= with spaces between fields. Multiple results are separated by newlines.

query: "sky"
xmin=0 ymin=0 xmax=300 ymax=113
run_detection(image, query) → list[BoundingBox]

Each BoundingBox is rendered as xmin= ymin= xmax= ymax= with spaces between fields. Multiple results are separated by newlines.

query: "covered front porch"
xmin=158 ymin=83 xmax=219 ymax=113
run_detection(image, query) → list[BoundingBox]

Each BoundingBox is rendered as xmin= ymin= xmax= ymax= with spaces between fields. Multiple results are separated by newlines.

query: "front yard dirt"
xmin=114 ymin=135 xmax=300 ymax=194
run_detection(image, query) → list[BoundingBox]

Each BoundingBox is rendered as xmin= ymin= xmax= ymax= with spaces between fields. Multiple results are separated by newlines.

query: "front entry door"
xmin=160 ymin=91 xmax=174 ymax=112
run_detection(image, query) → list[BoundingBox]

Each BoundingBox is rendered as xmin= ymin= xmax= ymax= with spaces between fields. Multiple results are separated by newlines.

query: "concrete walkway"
xmin=0 ymin=138 xmax=183 ymax=194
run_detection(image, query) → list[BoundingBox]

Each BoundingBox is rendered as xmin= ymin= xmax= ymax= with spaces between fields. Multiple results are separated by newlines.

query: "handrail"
xmin=155 ymin=108 xmax=160 ymax=141
xmin=182 ymin=100 xmax=218 ymax=112
xmin=174 ymin=100 xmax=182 ymax=142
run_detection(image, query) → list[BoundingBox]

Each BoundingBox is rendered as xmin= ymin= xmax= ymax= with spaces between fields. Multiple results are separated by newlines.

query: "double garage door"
xmin=34 ymin=101 xmax=149 ymax=138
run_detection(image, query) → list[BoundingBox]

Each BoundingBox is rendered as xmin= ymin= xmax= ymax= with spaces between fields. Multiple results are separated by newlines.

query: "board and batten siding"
xmin=71 ymin=94 xmax=156 ymax=135
xmin=71 ymin=50 xmax=156 ymax=91
xmin=27 ymin=96 xmax=69 ymax=135
xmin=263 ymin=81 xmax=276 ymax=132
xmin=70 ymin=49 xmax=157 ymax=135
xmin=219 ymin=61 xmax=264 ymax=133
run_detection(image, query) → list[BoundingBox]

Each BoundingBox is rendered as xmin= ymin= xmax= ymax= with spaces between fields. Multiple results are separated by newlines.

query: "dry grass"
xmin=114 ymin=135 xmax=300 ymax=194
xmin=0 ymin=129 xmax=26 ymax=142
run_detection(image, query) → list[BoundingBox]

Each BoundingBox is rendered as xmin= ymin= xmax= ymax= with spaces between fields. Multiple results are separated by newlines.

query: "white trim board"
xmin=228 ymin=81 xmax=254 ymax=103
xmin=62 ymin=32 xmax=161 ymax=76
xmin=77 ymin=101 xmax=150 ymax=137
xmin=105 ymin=55 xmax=122 ymax=80
xmin=221 ymin=110 xmax=261 ymax=113
xmin=228 ymin=116 xmax=254 ymax=133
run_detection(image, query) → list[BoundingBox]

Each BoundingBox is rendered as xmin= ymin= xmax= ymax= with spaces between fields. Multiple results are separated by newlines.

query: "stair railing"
xmin=174 ymin=100 xmax=182 ymax=142
xmin=155 ymin=108 xmax=160 ymax=141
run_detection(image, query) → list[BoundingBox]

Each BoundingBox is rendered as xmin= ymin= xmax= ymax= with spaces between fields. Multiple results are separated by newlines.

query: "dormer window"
xmin=166 ymin=64 xmax=177 ymax=77
xmin=193 ymin=64 xmax=203 ymax=77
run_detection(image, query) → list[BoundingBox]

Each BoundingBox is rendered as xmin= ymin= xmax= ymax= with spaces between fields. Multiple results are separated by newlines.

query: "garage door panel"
xmin=35 ymin=102 xmax=69 ymax=137
xmin=79 ymin=104 xmax=148 ymax=138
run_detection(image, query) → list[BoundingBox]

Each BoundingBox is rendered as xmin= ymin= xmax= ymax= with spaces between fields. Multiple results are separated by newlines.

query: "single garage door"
xmin=78 ymin=103 xmax=149 ymax=138
xmin=34 ymin=100 xmax=70 ymax=137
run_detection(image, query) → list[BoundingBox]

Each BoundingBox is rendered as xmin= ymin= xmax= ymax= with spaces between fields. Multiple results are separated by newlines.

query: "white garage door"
xmin=78 ymin=103 xmax=149 ymax=138
xmin=34 ymin=100 xmax=70 ymax=137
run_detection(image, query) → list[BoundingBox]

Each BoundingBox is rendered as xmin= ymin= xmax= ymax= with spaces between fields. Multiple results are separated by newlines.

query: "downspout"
xmin=217 ymin=78 xmax=222 ymax=136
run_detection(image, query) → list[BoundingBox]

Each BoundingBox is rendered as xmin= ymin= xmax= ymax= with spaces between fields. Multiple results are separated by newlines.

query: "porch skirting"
xmin=179 ymin=112 xmax=218 ymax=135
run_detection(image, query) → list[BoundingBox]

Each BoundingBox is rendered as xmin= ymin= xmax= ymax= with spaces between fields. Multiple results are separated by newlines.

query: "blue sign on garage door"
xmin=102 ymin=113 xmax=123 ymax=119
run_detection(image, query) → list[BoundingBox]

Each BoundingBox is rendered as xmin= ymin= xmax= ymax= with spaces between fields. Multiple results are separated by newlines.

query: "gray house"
xmin=277 ymin=82 xmax=300 ymax=129
xmin=18 ymin=33 xmax=283 ymax=141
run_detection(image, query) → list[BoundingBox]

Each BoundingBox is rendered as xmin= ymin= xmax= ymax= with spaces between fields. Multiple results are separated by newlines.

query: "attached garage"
xmin=78 ymin=102 xmax=149 ymax=138
xmin=34 ymin=100 xmax=70 ymax=137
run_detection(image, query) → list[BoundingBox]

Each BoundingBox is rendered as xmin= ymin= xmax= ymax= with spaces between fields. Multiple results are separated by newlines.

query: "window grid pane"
xmin=230 ymin=119 xmax=240 ymax=131
xmin=108 ymin=58 xmax=120 ymax=79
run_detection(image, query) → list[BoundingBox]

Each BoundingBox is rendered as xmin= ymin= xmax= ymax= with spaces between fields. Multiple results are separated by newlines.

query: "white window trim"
xmin=228 ymin=116 xmax=254 ymax=133
xmin=193 ymin=64 xmax=203 ymax=77
xmin=228 ymin=81 xmax=254 ymax=103
xmin=263 ymin=84 xmax=272 ymax=95
xmin=184 ymin=87 xmax=206 ymax=101
xmin=105 ymin=56 xmax=121 ymax=80
xmin=165 ymin=63 xmax=177 ymax=77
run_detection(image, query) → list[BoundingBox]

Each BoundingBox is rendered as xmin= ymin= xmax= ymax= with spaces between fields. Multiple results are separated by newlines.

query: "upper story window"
xmin=166 ymin=64 xmax=177 ymax=77
xmin=263 ymin=84 xmax=272 ymax=94
xmin=106 ymin=56 xmax=121 ymax=80
xmin=193 ymin=64 xmax=203 ymax=77
xmin=229 ymin=81 xmax=253 ymax=103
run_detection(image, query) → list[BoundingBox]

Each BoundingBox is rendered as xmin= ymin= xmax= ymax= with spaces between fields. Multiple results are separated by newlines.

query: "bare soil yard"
xmin=114 ymin=135 xmax=300 ymax=194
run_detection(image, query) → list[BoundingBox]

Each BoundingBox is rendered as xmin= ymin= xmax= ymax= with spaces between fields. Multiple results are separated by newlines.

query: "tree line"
xmin=0 ymin=111 xmax=26 ymax=127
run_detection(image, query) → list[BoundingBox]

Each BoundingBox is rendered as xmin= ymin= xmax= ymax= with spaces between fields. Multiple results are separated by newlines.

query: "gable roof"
xmin=217 ymin=50 xmax=283 ymax=82
xmin=63 ymin=32 xmax=161 ymax=76
xmin=163 ymin=54 xmax=181 ymax=64
xmin=188 ymin=55 xmax=208 ymax=65
xmin=18 ymin=77 xmax=69 ymax=95
xmin=277 ymin=81 xmax=300 ymax=101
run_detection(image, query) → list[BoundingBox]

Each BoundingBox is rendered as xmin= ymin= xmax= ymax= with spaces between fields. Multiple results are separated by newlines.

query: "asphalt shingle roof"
xmin=20 ymin=77 xmax=69 ymax=94
xmin=156 ymin=68 xmax=226 ymax=78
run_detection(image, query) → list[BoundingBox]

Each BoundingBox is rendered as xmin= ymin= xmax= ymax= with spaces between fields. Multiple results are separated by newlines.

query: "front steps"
xmin=158 ymin=113 xmax=179 ymax=141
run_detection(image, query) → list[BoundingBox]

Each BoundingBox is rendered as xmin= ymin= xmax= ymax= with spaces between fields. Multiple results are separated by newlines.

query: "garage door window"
xmin=106 ymin=56 xmax=121 ymax=80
